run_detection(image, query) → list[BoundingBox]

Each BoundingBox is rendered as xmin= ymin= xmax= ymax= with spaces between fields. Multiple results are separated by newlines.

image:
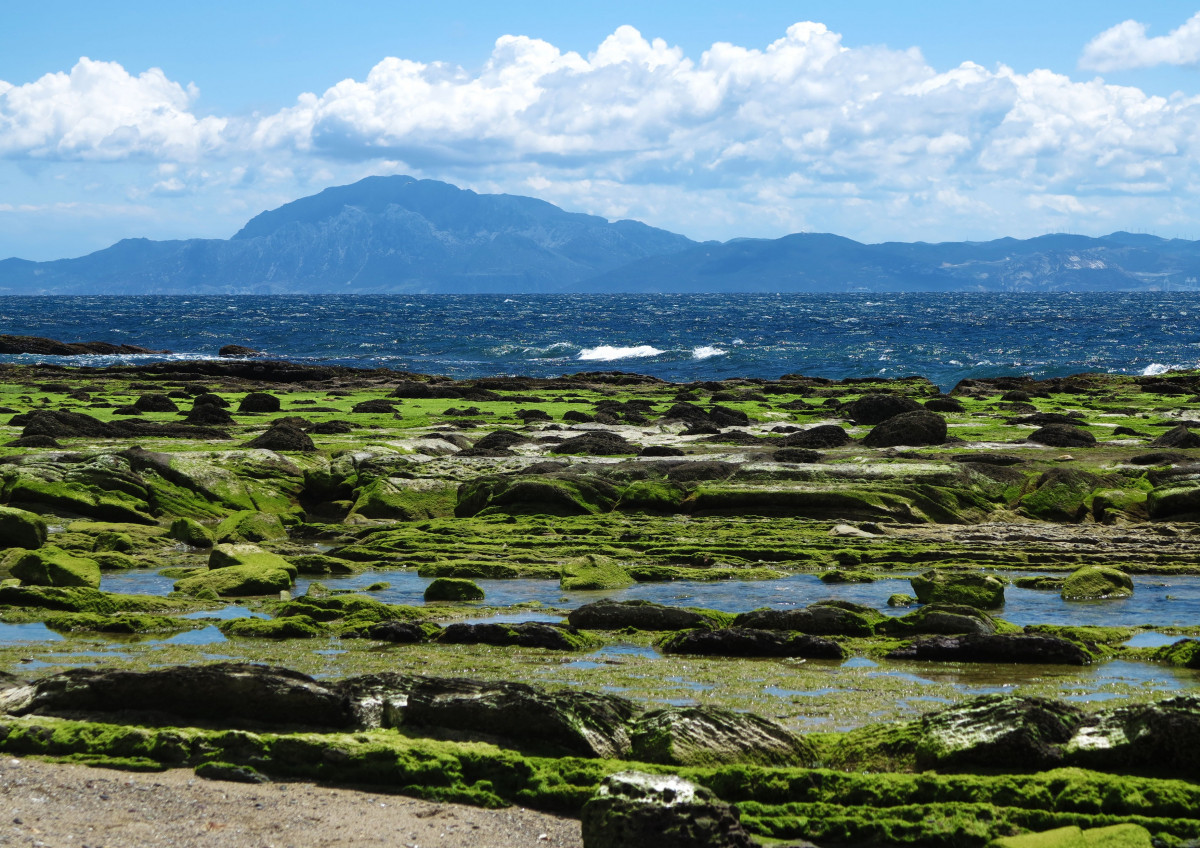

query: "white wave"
xmin=577 ymin=344 xmax=664 ymax=361
xmin=1141 ymin=363 xmax=1170 ymax=376
xmin=692 ymin=345 xmax=727 ymax=360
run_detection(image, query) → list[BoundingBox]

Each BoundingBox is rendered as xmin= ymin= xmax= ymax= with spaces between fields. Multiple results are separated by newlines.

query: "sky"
xmin=6 ymin=2 xmax=1200 ymax=260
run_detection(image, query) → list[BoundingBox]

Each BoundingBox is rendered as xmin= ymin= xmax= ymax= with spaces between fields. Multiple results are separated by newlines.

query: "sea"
xmin=1 ymin=292 xmax=1198 ymax=391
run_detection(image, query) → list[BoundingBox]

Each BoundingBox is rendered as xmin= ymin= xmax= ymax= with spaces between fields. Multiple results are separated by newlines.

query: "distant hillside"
xmin=580 ymin=231 xmax=1200 ymax=292
xmin=0 ymin=176 xmax=696 ymax=294
xmin=2 ymin=175 xmax=1200 ymax=293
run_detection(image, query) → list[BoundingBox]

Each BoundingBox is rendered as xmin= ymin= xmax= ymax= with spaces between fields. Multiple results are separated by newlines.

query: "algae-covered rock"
xmin=1060 ymin=566 xmax=1133 ymax=600
xmin=0 ymin=585 xmax=184 ymax=613
xmin=989 ymin=824 xmax=1152 ymax=848
xmin=819 ymin=569 xmax=877 ymax=583
xmin=167 ymin=516 xmax=214 ymax=548
xmin=43 ymin=612 xmax=199 ymax=635
xmin=629 ymin=706 xmax=815 ymax=768
xmin=0 ymin=506 xmax=47 ymax=550
xmin=560 ymin=554 xmax=635 ymax=591
xmin=1154 ymin=638 xmax=1200 ymax=668
xmin=568 ymin=599 xmax=732 ymax=632
xmin=887 ymin=633 xmax=1091 ymax=665
xmin=1014 ymin=575 xmax=1065 ymax=590
xmin=581 ymin=771 xmax=756 ymax=848
xmin=10 ymin=546 xmax=101 ymax=589
xmin=1019 ymin=468 xmax=1102 ymax=522
xmin=436 ymin=621 xmax=593 ymax=651
xmin=879 ymin=603 xmax=1000 ymax=636
xmin=1027 ymin=424 xmax=1096 ymax=448
xmin=207 ymin=543 xmax=297 ymax=574
xmin=219 ymin=615 xmax=323 ymax=639
xmin=887 ymin=593 xmax=917 ymax=607
xmin=456 ymin=473 xmax=621 ymax=517
xmin=843 ymin=393 xmax=922 ymax=425
xmin=916 ymin=694 xmax=1086 ymax=770
xmin=347 ymin=478 xmax=456 ymax=522
xmin=175 ymin=564 xmax=294 ymax=597
xmin=1064 ymin=694 xmax=1200 ymax=775
xmin=423 ymin=577 xmax=485 ymax=602
xmin=733 ymin=600 xmax=884 ymax=636
xmin=661 ymin=627 xmax=846 ymax=659
xmin=862 ymin=410 xmax=948 ymax=448
xmin=214 ymin=510 xmax=288 ymax=544
xmin=910 ymin=569 xmax=1005 ymax=609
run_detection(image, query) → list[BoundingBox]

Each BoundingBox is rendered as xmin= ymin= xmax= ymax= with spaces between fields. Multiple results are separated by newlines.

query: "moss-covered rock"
xmin=879 ymin=604 xmax=1002 ymax=636
xmin=436 ymin=622 xmax=596 ymax=651
xmin=174 ymin=563 xmax=294 ymax=597
xmin=43 ymin=612 xmax=200 ymax=635
xmin=169 ymin=517 xmax=213 ymax=548
xmin=213 ymin=510 xmax=288 ymax=544
xmin=568 ymin=600 xmax=733 ymax=631
xmin=1153 ymin=638 xmax=1200 ymax=668
xmin=348 ymin=479 xmax=456 ymax=522
xmin=910 ymin=569 xmax=1005 ymax=609
xmin=1060 ymin=566 xmax=1133 ymax=600
xmin=560 ymin=554 xmax=635 ymax=591
xmin=733 ymin=601 xmax=884 ymax=636
xmin=989 ymin=824 xmax=1152 ymax=848
xmin=219 ymin=615 xmax=323 ymax=639
xmin=10 ymin=546 xmax=101 ymax=589
xmin=0 ymin=584 xmax=186 ymax=613
xmin=0 ymin=505 xmax=47 ymax=549
xmin=423 ymin=577 xmax=485 ymax=602
xmin=207 ymin=543 xmax=297 ymax=575
xmin=629 ymin=706 xmax=815 ymax=768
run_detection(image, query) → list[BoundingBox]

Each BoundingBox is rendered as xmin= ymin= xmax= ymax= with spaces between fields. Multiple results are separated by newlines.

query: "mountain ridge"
xmin=3 ymin=176 xmax=1200 ymax=293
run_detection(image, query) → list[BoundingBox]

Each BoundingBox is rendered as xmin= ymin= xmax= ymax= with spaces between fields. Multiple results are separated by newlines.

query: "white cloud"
xmin=0 ymin=58 xmax=225 ymax=160
xmin=1081 ymin=13 xmax=1200 ymax=71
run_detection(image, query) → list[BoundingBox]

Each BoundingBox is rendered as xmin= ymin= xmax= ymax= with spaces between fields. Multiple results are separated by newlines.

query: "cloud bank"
xmin=4 ymin=20 xmax=1200 ymax=249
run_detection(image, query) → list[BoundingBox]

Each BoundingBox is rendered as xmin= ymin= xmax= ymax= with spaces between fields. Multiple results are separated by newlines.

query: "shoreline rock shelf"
xmin=0 ymin=361 xmax=1198 ymax=845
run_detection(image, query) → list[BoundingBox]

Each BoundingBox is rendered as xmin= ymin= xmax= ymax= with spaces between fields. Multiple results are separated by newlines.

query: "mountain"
xmin=3 ymin=175 xmax=1200 ymax=293
xmin=0 ymin=176 xmax=696 ymax=294
xmin=580 ymin=231 xmax=1200 ymax=292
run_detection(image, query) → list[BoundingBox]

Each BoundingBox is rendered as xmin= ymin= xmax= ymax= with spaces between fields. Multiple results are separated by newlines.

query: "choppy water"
xmin=2 ymin=293 xmax=1199 ymax=390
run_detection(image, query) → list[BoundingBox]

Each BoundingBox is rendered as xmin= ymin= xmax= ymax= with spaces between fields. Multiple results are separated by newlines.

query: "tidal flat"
xmin=0 ymin=358 xmax=1199 ymax=845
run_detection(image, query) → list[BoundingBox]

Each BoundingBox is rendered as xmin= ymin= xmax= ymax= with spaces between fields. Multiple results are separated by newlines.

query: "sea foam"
xmin=692 ymin=346 xmax=727 ymax=360
xmin=577 ymin=345 xmax=664 ymax=361
xmin=1142 ymin=363 xmax=1170 ymax=376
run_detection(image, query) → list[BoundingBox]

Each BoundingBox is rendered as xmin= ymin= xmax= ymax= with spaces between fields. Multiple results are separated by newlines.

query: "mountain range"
xmin=2 ymin=175 xmax=1199 ymax=294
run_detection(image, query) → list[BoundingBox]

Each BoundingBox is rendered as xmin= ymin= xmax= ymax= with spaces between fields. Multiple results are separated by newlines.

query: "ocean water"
xmin=1 ymin=293 xmax=1198 ymax=390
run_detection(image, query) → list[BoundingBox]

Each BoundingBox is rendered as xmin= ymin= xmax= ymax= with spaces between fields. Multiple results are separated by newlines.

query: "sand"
xmin=0 ymin=756 xmax=583 ymax=848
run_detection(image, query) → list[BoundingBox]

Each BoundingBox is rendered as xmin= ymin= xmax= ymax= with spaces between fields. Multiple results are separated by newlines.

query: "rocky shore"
xmin=0 ymin=359 xmax=1198 ymax=846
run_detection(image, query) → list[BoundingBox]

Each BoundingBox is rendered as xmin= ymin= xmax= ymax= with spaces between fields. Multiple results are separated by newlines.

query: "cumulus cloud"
xmin=0 ymin=58 xmax=225 ymax=160
xmin=1080 ymin=13 xmax=1200 ymax=71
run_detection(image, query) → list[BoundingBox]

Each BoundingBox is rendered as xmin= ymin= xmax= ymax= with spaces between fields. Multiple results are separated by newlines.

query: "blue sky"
xmin=5 ymin=1 xmax=1200 ymax=259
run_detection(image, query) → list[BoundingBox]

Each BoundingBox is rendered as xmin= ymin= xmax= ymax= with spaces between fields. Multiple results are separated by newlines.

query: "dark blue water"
xmin=2 ymin=293 xmax=1198 ymax=390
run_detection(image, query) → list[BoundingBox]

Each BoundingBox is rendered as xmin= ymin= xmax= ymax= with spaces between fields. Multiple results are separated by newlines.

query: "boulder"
xmin=10 ymin=546 xmax=101 ymax=589
xmin=1027 ymin=424 xmax=1096 ymax=448
xmin=878 ymin=604 xmax=1000 ymax=636
xmin=661 ymin=627 xmax=846 ymax=659
xmin=423 ymin=577 xmax=484 ymax=601
xmin=238 ymin=392 xmax=282 ymax=413
xmin=568 ymin=600 xmax=730 ymax=632
xmin=629 ymin=706 xmax=815 ymax=767
xmin=886 ymin=633 xmax=1091 ymax=665
xmin=436 ymin=621 xmax=592 ymax=651
xmin=0 ymin=662 xmax=349 ymax=727
xmin=842 ymin=393 xmax=923 ymax=425
xmin=174 ymin=563 xmax=294 ymax=597
xmin=218 ymin=344 xmax=265 ymax=357
xmin=214 ymin=510 xmax=288 ymax=544
xmin=773 ymin=448 xmax=822 ymax=463
xmin=168 ymin=516 xmax=213 ymax=548
xmin=733 ymin=601 xmax=884 ymax=636
xmin=550 ymin=431 xmax=638 ymax=456
xmin=0 ymin=505 xmax=47 ymax=549
xmin=185 ymin=403 xmax=235 ymax=426
xmin=910 ymin=569 xmax=1005 ymax=609
xmin=339 ymin=673 xmax=637 ymax=758
xmin=560 ymin=554 xmax=635 ymax=591
xmin=581 ymin=771 xmax=757 ymax=848
xmin=132 ymin=393 xmax=178 ymax=413
xmin=915 ymin=694 xmax=1086 ymax=769
xmin=862 ymin=410 xmax=948 ymax=448
xmin=244 ymin=423 xmax=315 ymax=452
xmin=1151 ymin=424 xmax=1200 ymax=449
xmin=1064 ymin=694 xmax=1200 ymax=775
xmin=1060 ymin=566 xmax=1133 ymax=600
xmin=784 ymin=425 xmax=851 ymax=448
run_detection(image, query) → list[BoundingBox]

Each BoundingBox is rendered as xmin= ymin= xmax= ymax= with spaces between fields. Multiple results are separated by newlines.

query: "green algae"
xmin=424 ymin=577 xmax=485 ymax=602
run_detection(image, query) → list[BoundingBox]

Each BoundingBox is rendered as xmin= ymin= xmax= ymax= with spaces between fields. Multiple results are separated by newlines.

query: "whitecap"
xmin=577 ymin=345 xmax=664 ymax=361
xmin=692 ymin=346 xmax=727 ymax=360
xmin=1142 ymin=363 xmax=1170 ymax=376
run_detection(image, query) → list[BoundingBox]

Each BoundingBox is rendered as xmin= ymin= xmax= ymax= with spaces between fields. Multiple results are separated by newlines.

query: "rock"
xmin=309 ymin=420 xmax=354 ymax=434
xmin=708 ymin=405 xmax=750 ymax=427
xmin=843 ymin=393 xmax=923 ymax=425
xmin=783 ymin=425 xmax=851 ymax=448
xmin=0 ymin=505 xmax=47 ymax=549
xmin=194 ymin=762 xmax=270 ymax=784
xmin=862 ymin=410 xmax=948 ymax=448
xmin=0 ymin=335 xmax=166 ymax=355
xmin=915 ymin=694 xmax=1086 ymax=769
xmin=733 ymin=601 xmax=884 ymax=636
xmin=1151 ymin=424 xmax=1200 ymax=449
xmin=351 ymin=399 xmax=399 ymax=414
xmin=214 ymin=510 xmax=288 ymax=544
xmin=472 ymin=430 xmax=528 ymax=451
xmin=238 ymin=392 xmax=281 ymax=413
xmin=879 ymin=603 xmax=1000 ymax=636
xmin=925 ymin=396 xmax=965 ymax=412
xmin=185 ymin=403 xmax=235 ymax=426
xmin=910 ymin=569 xmax=1005 ymax=609
xmin=629 ymin=706 xmax=814 ymax=767
xmin=361 ymin=620 xmax=437 ymax=643
xmin=218 ymin=344 xmax=265 ymax=357
xmin=1019 ymin=468 xmax=1101 ymax=522
xmin=339 ymin=673 xmax=637 ymax=757
xmin=1014 ymin=575 xmax=1065 ymax=590
xmin=423 ymin=577 xmax=484 ymax=601
xmin=168 ymin=516 xmax=213 ymax=548
xmin=581 ymin=771 xmax=757 ymax=848
xmin=1065 ymin=694 xmax=1200 ymax=775
xmin=0 ymin=662 xmax=349 ymax=727
xmin=773 ymin=447 xmax=822 ymax=463
xmin=560 ymin=554 xmax=635 ymax=591
xmin=1154 ymin=638 xmax=1200 ymax=668
xmin=436 ymin=621 xmax=593 ymax=651
xmin=244 ymin=423 xmax=315 ymax=452
xmin=989 ymin=824 xmax=1152 ymax=848
xmin=6 ymin=435 xmax=60 ymax=448
xmin=220 ymin=615 xmax=323 ymax=639
xmin=20 ymin=409 xmax=117 ymax=438
xmin=887 ymin=593 xmax=917 ymax=607
xmin=175 ymin=563 xmax=294 ymax=597
xmin=10 ymin=546 xmax=101 ymax=589
xmin=829 ymin=522 xmax=874 ymax=538
xmin=661 ymin=627 xmax=846 ymax=659
xmin=568 ymin=600 xmax=730 ymax=632
xmin=550 ymin=431 xmax=638 ymax=456
xmin=1060 ymin=566 xmax=1133 ymax=600
xmin=1027 ymin=424 xmax=1096 ymax=448
xmin=132 ymin=393 xmax=178 ymax=412
xmin=639 ymin=445 xmax=685 ymax=457
xmin=886 ymin=633 xmax=1091 ymax=665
